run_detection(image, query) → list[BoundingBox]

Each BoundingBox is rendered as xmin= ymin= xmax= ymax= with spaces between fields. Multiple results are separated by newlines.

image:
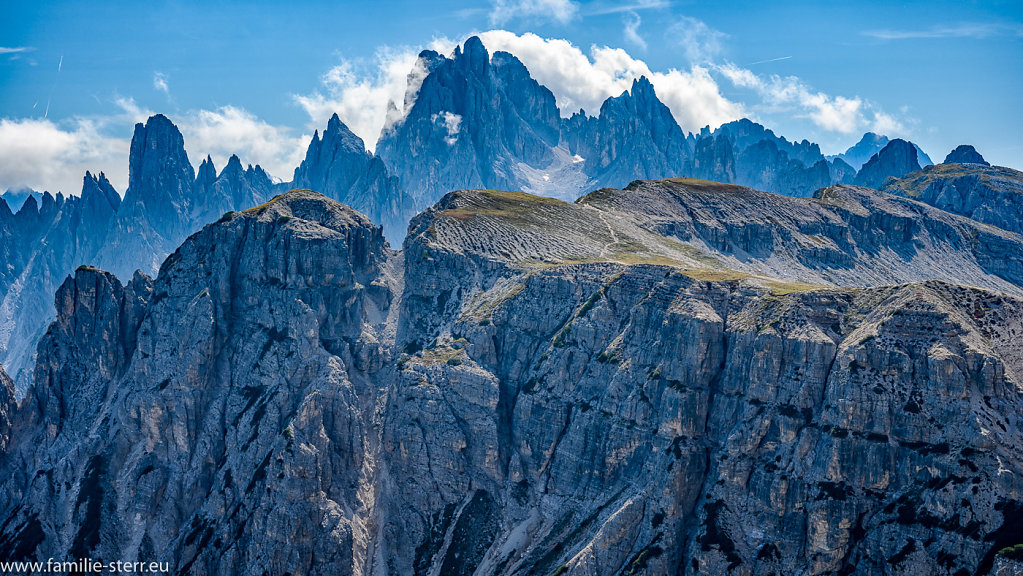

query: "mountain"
xmin=883 ymin=161 xmax=1023 ymax=235
xmin=0 ymin=187 xmax=41 ymax=212
xmin=94 ymin=114 xmax=198 ymax=278
xmin=95 ymin=114 xmax=276 ymax=280
xmin=0 ymin=115 xmax=274 ymax=392
xmin=831 ymin=132 xmax=933 ymax=169
xmin=852 ymin=138 xmax=921 ymax=189
xmin=292 ymin=113 xmax=410 ymax=241
xmin=0 ymin=173 xmax=121 ymax=388
xmin=377 ymin=36 xmax=562 ymax=207
xmin=560 ymin=76 xmax=692 ymax=190
xmin=2 ymin=182 xmax=1023 ymax=575
xmin=944 ymin=144 xmax=989 ymax=166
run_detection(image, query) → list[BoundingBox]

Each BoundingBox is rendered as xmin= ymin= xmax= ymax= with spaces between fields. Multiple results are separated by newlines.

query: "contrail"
xmin=44 ymin=55 xmax=62 ymax=119
xmin=748 ymin=56 xmax=792 ymax=66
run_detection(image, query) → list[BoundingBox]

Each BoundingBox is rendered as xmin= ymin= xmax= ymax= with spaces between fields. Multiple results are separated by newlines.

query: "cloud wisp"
xmin=718 ymin=63 xmax=902 ymax=135
xmin=623 ymin=12 xmax=647 ymax=50
xmin=488 ymin=0 xmax=579 ymax=25
xmin=153 ymin=72 xmax=169 ymax=94
xmin=864 ymin=21 xmax=1023 ymax=40
xmin=0 ymin=46 xmax=33 ymax=55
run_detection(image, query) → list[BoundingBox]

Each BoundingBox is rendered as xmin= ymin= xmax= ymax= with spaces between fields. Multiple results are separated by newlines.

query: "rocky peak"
xmin=944 ymin=144 xmax=989 ymax=165
xmin=195 ymin=155 xmax=217 ymax=189
xmin=125 ymin=114 xmax=195 ymax=206
xmin=292 ymin=115 xmax=409 ymax=241
xmin=560 ymin=75 xmax=689 ymax=189
xmin=81 ymin=171 xmax=121 ymax=214
xmin=853 ymin=138 xmax=921 ymax=189
xmin=376 ymin=36 xmax=560 ymax=205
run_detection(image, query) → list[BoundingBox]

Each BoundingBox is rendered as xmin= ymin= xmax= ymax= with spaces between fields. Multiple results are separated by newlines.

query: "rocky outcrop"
xmin=2 ymin=182 xmax=1023 ymax=575
xmin=944 ymin=144 xmax=989 ymax=166
xmin=293 ymin=114 xmax=411 ymax=242
xmin=853 ymin=139 xmax=921 ymax=190
xmin=883 ymin=162 xmax=1023 ymax=235
xmin=0 ymin=190 xmax=396 ymax=571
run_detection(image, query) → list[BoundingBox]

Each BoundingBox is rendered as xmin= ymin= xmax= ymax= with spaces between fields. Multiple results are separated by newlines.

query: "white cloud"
xmin=623 ymin=12 xmax=646 ymax=51
xmin=0 ymin=47 xmax=32 ymax=55
xmin=153 ymin=72 xmax=169 ymax=94
xmin=0 ymin=98 xmax=308 ymax=197
xmin=0 ymin=117 xmax=129 ymax=196
xmin=293 ymin=40 xmax=456 ymax=151
xmin=666 ymin=16 xmax=726 ymax=64
xmin=489 ymin=0 xmax=579 ymax=25
xmin=477 ymin=30 xmax=743 ymax=130
xmin=717 ymin=63 xmax=900 ymax=135
xmin=178 ymin=106 xmax=309 ymax=182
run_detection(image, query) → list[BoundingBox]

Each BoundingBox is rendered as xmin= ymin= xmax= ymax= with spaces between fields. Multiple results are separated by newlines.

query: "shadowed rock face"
xmin=0 ymin=364 xmax=13 ymax=453
xmin=883 ymin=163 xmax=1023 ymax=235
xmin=853 ymin=139 xmax=921 ymax=190
xmin=944 ymin=144 xmax=989 ymax=166
xmin=2 ymin=182 xmax=1022 ymax=575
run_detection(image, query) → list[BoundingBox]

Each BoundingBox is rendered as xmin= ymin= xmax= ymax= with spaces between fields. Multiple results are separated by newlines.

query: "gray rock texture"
xmin=883 ymin=163 xmax=1023 ymax=235
xmin=2 ymin=181 xmax=1023 ymax=575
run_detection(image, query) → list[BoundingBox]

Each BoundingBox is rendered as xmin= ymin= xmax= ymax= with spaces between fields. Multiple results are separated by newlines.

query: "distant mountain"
xmin=377 ymin=36 xmax=562 ymax=207
xmin=0 ymin=173 xmax=121 ymax=387
xmin=0 ymin=115 xmax=273 ymax=391
xmin=830 ymin=132 xmax=933 ymax=169
xmin=0 ymin=187 xmax=41 ymax=211
xmin=853 ymin=138 xmax=921 ymax=189
xmin=944 ymin=144 xmax=989 ymax=166
xmin=293 ymin=113 xmax=410 ymax=241
xmin=560 ymin=76 xmax=692 ymax=190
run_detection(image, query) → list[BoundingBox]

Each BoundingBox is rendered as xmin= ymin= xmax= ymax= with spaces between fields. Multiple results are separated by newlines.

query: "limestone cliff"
xmin=2 ymin=182 xmax=1023 ymax=576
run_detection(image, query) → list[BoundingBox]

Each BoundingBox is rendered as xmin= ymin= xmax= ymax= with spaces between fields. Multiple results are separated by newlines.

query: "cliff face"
xmin=2 ymin=181 xmax=1022 ymax=575
xmin=883 ymin=163 xmax=1023 ymax=235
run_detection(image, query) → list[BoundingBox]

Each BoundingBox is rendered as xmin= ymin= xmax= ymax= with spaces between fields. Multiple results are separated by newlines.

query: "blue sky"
xmin=1 ymin=0 xmax=1020 ymax=195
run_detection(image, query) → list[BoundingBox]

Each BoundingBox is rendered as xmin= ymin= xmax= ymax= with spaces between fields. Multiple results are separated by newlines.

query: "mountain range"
xmin=1 ymin=35 xmax=1023 ymax=575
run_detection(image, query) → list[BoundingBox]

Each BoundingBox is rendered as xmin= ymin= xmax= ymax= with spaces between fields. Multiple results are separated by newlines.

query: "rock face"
xmin=0 ymin=364 xmax=13 ymax=453
xmin=944 ymin=144 xmax=989 ymax=166
xmin=293 ymin=113 xmax=411 ymax=242
xmin=883 ymin=162 xmax=1023 ymax=234
xmin=2 ymin=182 xmax=1022 ymax=576
xmin=853 ymin=139 xmax=921 ymax=190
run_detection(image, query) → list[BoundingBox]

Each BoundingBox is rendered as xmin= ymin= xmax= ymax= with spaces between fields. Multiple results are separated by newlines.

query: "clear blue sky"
xmin=1 ymin=0 xmax=1020 ymax=194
